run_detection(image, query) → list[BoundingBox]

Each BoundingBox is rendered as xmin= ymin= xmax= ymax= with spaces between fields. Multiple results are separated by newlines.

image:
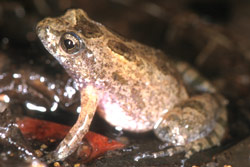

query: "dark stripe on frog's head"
xmin=75 ymin=13 xmax=103 ymax=38
xmin=107 ymin=40 xmax=136 ymax=61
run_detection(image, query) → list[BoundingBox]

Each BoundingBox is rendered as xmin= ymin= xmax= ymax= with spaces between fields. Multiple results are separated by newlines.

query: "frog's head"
xmin=36 ymin=9 xmax=107 ymax=84
xmin=37 ymin=9 xmax=137 ymax=88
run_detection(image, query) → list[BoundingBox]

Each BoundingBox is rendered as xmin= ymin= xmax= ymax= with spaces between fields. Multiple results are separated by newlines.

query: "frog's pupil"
xmin=64 ymin=39 xmax=74 ymax=49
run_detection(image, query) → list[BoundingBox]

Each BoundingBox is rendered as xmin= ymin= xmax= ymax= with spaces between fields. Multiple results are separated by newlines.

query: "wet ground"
xmin=0 ymin=0 xmax=250 ymax=167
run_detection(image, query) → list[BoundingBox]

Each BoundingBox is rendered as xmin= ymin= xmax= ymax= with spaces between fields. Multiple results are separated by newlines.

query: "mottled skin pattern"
xmin=36 ymin=9 xmax=227 ymax=162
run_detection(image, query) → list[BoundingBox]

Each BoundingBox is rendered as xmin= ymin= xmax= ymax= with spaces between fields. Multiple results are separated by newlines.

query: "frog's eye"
xmin=60 ymin=32 xmax=84 ymax=54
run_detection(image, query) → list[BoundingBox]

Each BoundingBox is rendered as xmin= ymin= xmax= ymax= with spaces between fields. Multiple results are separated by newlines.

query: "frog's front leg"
xmin=153 ymin=93 xmax=227 ymax=158
xmin=46 ymin=86 xmax=98 ymax=162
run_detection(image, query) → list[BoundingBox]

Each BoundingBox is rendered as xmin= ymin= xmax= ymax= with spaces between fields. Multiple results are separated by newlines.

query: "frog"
xmin=36 ymin=9 xmax=227 ymax=162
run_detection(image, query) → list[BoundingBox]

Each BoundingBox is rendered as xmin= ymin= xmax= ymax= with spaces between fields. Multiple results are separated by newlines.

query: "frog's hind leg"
xmin=135 ymin=107 xmax=227 ymax=161
xmin=184 ymin=107 xmax=227 ymax=158
xmin=135 ymin=61 xmax=228 ymax=161
xmin=174 ymin=61 xmax=228 ymax=157
xmin=153 ymin=93 xmax=227 ymax=157
xmin=148 ymin=61 xmax=228 ymax=159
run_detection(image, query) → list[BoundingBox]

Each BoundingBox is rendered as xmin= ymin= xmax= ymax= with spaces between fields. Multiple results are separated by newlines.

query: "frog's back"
xmin=97 ymin=31 xmax=189 ymax=132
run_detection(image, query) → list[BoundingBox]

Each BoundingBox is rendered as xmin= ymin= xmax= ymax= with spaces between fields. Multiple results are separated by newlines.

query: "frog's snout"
xmin=36 ymin=20 xmax=46 ymax=40
xmin=36 ymin=17 xmax=56 ymax=38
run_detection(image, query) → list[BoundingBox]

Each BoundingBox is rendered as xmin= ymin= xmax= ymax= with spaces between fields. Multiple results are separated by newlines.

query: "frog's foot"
xmin=134 ymin=145 xmax=185 ymax=161
xmin=134 ymin=130 xmax=217 ymax=161
xmin=135 ymin=113 xmax=227 ymax=161
xmin=184 ymin=108 xmax=227 ymax=158
xmin=152 ymin=93 xmax=227 ymax=159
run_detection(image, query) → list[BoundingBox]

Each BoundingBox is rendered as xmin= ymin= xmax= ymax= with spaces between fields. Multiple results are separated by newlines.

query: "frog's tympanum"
xmin=36 ymin=9 xmax=227 ymax=162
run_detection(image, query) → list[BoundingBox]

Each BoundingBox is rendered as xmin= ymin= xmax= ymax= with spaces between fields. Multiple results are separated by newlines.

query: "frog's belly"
xmin=97 ymin=105 xmax=154 ymax=132
xmin=97 ymin=99 xmax=157 ymax=132
xmin=97 ymin=77 xmax=188 ymax=132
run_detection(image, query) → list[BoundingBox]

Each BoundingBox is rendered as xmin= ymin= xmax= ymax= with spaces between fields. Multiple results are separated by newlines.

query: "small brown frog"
xmin=36 ymin=9 xmax=227 ymax=162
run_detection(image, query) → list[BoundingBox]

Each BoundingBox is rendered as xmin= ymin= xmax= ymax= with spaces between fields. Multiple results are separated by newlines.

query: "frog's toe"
xmin=134 ymin=146 xmax=185 ymax=161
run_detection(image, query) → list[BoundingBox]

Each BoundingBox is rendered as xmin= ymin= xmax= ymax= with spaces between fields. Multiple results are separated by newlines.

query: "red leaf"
xmin=16 ymin=117 xmax=124 ymax=161
xmin=17 ymin=117 xmax=71 ymax=142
